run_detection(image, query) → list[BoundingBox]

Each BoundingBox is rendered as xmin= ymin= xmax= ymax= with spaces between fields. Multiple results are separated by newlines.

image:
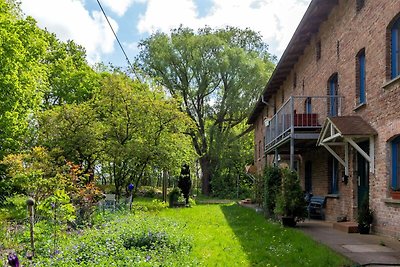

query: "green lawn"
xmin=160 ymin=203 xmax=351 ymax=267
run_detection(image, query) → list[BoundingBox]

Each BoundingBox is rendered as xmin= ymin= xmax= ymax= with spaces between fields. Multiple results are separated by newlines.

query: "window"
xmin=305 ymin=97 xmax=312 ymax=114
xmin=391 ymin=16 xmax=400 ymax=79
xmin=281 ymin=90 xmax=285 ymax=104
xmin=356 ymin=0 xmax=365 ymax=12
xmin=293 ymin=73 xmax=297 ymax=89
xmin=258 ymin=140 xmax=261 ymax=159
xmin=391 ymin=136 xmax=400 ymax=190
xmin=316 ymin=41 xmax=321 ymax=61
xmin=356 ymin=49 xmax=366 ymax=105
xmin=328 ymin=156 xmax=339 ymax=194
xmin=328 ymin=73 xmax=338 ymax=116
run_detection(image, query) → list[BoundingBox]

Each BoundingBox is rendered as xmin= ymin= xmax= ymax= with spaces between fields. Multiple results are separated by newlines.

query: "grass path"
xmin=159 ymin=203 xmax=351 ymax=267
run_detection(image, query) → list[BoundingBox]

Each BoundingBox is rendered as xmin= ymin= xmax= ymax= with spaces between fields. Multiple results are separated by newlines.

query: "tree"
xmin=41 ymin=34 xmax=100 ymax=108
xmin=0 ymin=0 xmax=48 ymax=158
xmin=95 ymin=71 xmax=194 ymax=199
xmin=38 ymin=103 xmax=104 ymax=179
xmin=137 ymin=26 xmax=275 ymax=195
xmin=178 ymin=164 xmax=191 ymax=204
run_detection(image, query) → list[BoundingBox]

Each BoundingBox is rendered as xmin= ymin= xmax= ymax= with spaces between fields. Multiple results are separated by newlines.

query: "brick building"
xmin=248 ymin=0 xmax=400 ymax=238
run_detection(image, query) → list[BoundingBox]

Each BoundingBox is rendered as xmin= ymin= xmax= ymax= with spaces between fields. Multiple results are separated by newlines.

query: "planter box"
xmin=390 ymin=190 xmax=400 ymax=199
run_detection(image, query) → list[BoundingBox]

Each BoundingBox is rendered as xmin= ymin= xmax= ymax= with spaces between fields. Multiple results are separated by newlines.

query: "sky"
xmin=20 ymin=0 xmax=312 ymax=67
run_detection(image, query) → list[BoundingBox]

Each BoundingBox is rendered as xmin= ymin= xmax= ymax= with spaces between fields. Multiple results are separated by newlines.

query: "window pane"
xmin=359 ymin=52 xmax=366 ymax=104
xmin=397 ymin=142 xmax=400 ymax=188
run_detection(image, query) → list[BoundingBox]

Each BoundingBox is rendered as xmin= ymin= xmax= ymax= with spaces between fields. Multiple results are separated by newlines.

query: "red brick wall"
xmin=253 ymin=0 xmax=400 ymax=237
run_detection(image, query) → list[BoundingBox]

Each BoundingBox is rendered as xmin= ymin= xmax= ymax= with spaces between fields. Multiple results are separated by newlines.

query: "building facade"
xmin=248 ymin=0 xmax=400 ymax=238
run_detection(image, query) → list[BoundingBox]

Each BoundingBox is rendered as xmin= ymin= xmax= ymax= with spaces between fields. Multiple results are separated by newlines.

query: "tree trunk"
xmin=200 ymin=156 xmax=212 ymax=195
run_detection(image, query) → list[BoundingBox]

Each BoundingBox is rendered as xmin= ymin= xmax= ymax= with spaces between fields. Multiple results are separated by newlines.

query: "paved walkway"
xmin=239 ymin=202 xmax=400 ymax=266
xmin=298 ymin=220 xmax=400 ymax=266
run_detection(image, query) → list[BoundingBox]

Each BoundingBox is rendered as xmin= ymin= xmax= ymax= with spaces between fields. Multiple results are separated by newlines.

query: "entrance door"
xmin=357 ymin=142 xmax=369 ymax=208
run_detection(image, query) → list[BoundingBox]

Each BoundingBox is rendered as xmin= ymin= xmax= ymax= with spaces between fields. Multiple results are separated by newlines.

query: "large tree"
xmin=0 ymin=0 xmax=48 ymax=158
xmin=137 ymin=26 xmax=275 ymax=195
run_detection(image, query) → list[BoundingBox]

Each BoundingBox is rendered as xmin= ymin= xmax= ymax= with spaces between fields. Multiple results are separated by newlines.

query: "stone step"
xmin=333 ymin=221 xmax=359 ymax=233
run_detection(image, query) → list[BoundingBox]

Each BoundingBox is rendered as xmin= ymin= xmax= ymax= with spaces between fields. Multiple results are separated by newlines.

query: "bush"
xmin=274 ymin=169 xmax=307 ymax=221
xmin=0 ymin=194 xmax=27 ymax=221
xmin=168 ymin=187 xmax=182 ymax=207
xmin=263 ymin=166 xmax=282 ymax=218
xmin=137 ymin=186 xmax=162 ymax=198
xmin=178 ymin=164 xmax=191 ymax=204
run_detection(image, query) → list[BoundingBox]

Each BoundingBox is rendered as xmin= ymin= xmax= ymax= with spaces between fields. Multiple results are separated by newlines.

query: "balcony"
xmin=265 ymin=95 xmax=342 ymax=154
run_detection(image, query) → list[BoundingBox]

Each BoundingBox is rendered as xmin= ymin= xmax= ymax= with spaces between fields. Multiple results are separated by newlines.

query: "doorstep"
xmin=333 ymin=221 xmax=359 ymax=233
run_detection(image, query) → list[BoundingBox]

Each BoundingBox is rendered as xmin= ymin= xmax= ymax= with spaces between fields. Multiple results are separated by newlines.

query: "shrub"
xmin=274 ymin=168 xmax=307 ymax=221
xmin=168 ymin=187 xmax=182 ymax=207
xmin=263 ymin=166 xmax=282 ymax=218
xmin=178 ymin=164 xmax=192 ymax=204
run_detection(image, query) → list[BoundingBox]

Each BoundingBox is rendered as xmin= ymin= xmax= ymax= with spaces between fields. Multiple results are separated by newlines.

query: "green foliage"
xmin=137 ymin=26 xmax=275 ymax=195
xmin=95 ymin=71 xmax=195 ymax=198
xmin=42 ymin=35 xmax=100 ymax=107
xmin=0 ymin=194 xmax=27 ymax=221
xmin=0 ymin=0 xmax=48 ymax=157
xmin=38 ymin=103 xmax=104 ymax=174
xmin=31 ymin=212 xmax=193 ymax=266
xmin=274 ymin=169 xmax=307 ymax=221
xmin=178 ymin=164 xmax=191 ymax=204
xmin=168 ymin=187 xmax=182 ymax=207
xmin=1 ymin=147 xmax=68 ymax=204
xmin=263 ymin=166 xmax=282 ymax=218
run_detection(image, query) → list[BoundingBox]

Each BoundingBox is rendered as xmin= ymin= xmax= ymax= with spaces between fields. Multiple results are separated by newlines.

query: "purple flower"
xmin=7 ymin=252 xmax=19 ymax=267
xmin=145 ymin=255 xmax=151 ymax=262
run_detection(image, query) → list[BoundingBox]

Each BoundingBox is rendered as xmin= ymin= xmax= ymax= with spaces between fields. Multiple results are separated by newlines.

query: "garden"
xmin=1 ymin=196 xmax=351 ymax=266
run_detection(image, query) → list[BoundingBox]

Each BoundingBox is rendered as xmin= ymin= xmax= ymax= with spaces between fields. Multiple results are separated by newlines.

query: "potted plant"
xmin=357 ymin=196 xmax=374 ymax=234
xmin=274 ymin=168 xmax=307 ymax=227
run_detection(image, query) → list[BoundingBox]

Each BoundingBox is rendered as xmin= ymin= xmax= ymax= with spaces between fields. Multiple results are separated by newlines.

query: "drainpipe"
xmin=261 ymin=95 xmax=273 ymax=107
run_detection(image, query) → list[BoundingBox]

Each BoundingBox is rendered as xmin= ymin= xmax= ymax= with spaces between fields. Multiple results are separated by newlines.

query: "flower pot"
xmin=358 ymin=224 xmax=370 ymax=234
xmin=390 ymin=190 xmax=400 ymax=199
xmin=281 ymin=216 xmax=296 ymax=227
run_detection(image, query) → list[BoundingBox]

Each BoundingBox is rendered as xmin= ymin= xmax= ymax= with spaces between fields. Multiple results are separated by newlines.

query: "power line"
xmin=96 ymin=0 xmax=141 ymax=80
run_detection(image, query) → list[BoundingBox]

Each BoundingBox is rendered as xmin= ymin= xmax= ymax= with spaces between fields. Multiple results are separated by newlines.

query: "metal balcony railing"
xmin=265 ymin=95 xmax=342 ymax=151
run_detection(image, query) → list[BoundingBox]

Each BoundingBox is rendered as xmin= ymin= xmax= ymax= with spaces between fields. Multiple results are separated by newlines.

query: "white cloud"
xmin=20 ymin=0 xmax=118 ymax=64
xmin=137 ymin=0 xmax=311 ymax=57
xmin=100 ymin=0 xmax=146 ymax=17
xmin=137 ymin=0 xmax=199 ymax=33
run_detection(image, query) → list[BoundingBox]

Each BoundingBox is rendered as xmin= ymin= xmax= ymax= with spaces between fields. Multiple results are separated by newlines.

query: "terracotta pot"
xmin=390 ymin=190 xmax=400 ymax=200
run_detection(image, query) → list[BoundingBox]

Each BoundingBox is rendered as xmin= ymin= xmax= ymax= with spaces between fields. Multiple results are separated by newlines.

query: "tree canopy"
xmin=137 ymin=26 xmax=275 ymax=195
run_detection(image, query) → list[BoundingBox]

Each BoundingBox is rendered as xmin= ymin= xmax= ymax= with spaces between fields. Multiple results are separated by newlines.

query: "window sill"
xmin=382 ymin=75 xmax=400 ymax=89
xmin=383 ymin=198 xmax=400 ymax=205
xmin=353 ymin=102 xmax=366 ymax=111
xmin=326 ymin=194 xmax=339 ymax=199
